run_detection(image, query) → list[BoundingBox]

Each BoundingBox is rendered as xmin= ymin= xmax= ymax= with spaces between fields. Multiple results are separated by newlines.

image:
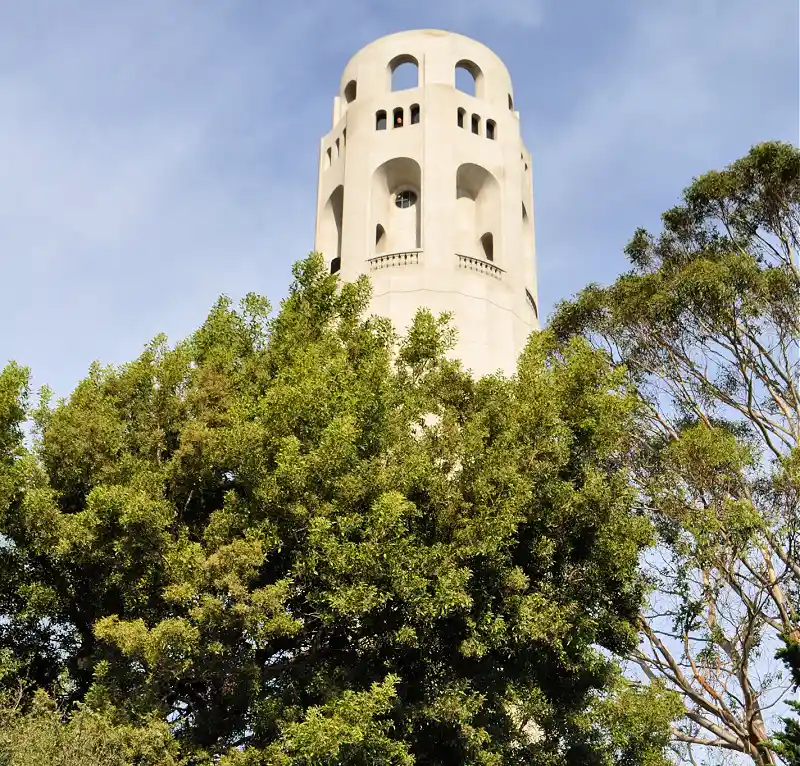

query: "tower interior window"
xmin=481 ymin=232 xmax=494 ymax=262
xmin=486 ymin=120 xmax=496 ymax=140
xmin=471 ymin=114 xmax=480 ymax=135
xmin=393 ymin=107 xmax=404 ymax=128
xmin=410 ymin=104 xmax=420 ymax=124
xmin=457 ymin=108 xmax=465 ymax=128
xmin=395 ymin=190 xmax=418 ymax=208
xmin=376 ymin=110 xmax=387 ymax=130
xmin=330 ymin=256 xmax=341 ymax=274
xmin=455 ymin=61 xmax=479 ymax=96
xmin=344 ymin=80 xmax=357 ymax=103
xmin=390 ymin=57 xmax=419 ymax=91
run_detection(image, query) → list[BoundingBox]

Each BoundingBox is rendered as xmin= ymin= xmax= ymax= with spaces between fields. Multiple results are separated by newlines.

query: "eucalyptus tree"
xmin=553 ymin=141 xmax=800 ymax=765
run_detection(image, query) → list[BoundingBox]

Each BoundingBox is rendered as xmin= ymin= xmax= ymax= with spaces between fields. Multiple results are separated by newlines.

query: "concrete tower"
xmin=314 ymin=30 xmax=538 ymax=376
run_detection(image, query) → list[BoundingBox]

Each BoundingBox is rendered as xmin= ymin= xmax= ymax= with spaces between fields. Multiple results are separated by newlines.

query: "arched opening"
xmin=480 ymin=232 xmax=494 ymax=261
xmin=376 ymin=110 xmax=387 ymax=130
xmin=457 ymin=108 xmax=466 ymax=128
xmin=393 ymin=107 xmax=404 ymax=128
xmin=335 ymin=137 xmax=340 ymax=156
xmin=471 ymin=114 xmax=480 ymax=135
xmin=486 ymin=120 xmax=496 ymax=140
xmin=455 ymin=163 xmax=501 ymax=264
xmin=508 ymin=93 xmax=514 ymax=110
xmin=389 ymin=55 xmax=419 ymax=91
xmin=319 ymin=185 xmax=344 ymax=274
xmin=326 ymin=147 xmax=332 ymax=167
xmin=342 ymin=128 xmax=346 ymax=147
xmin=344 ymin=80 xmax=357 ymax=103
xmin=455 ymin=60 xmax=483 ymax=97
xmin=522 ymin=201 xmax=534 ymax=270
xmin=410 ymin=104 xmax=420 ymax=124
xmin=375 ymin=224 xmax=387 ymax=253
xmin=371 ymin=157 xmax=422 ymax=254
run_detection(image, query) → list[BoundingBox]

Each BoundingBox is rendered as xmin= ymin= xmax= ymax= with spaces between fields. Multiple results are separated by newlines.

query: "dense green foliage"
xmin=775 ymin=639 xmax=800 ymax=765
xmin=0 ymin=256 xmax=668 ymax=764
xmin=553 ymin=141 xmax=800 ymax=765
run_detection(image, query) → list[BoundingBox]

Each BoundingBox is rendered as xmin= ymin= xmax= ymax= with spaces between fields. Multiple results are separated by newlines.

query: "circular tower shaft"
xmin=315 ymin=29 xmax=538 ymax=376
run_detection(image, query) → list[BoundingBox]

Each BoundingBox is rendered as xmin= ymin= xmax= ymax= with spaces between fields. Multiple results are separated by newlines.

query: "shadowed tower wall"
xmin=314 ymin=29 xmax=539 ymax=376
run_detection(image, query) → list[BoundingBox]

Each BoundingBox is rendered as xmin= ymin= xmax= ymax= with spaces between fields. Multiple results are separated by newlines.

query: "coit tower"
xmin=314 ymin=30 xmax=538 ymax=376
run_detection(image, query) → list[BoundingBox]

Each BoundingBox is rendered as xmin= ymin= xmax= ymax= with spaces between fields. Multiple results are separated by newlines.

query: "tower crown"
xmin=315 ymin=30 xmax=538 ymax=376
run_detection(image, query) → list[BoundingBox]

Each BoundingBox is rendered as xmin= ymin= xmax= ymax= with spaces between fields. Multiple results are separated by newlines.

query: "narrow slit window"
xmin=393 ymin=107 xmax=404 ymax=128
xmin=486 ymin=120 xmax=496 ymax=140
xmin=410 ymin=104 xmax=420 ymax=124
xmin=326 ymin=147 xmax=332 ymax=166
xmin=335 ymin=137 xmax=340 ymax=156
xmin=471 ymin=114 xmax=480 ymax=135
xmin=457 ymin=108 xmax=466 ymax=128
xmin=376 ymin=110 xmax=387 ymax=130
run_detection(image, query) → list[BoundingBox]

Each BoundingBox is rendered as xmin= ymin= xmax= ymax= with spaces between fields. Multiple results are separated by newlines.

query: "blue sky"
xmin=1 ymin=0 xmax=797 ymax=398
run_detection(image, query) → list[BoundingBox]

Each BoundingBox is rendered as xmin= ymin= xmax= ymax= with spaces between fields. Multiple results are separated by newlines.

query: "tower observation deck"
xmin=314 ymin=29 xmax=538 ymax=376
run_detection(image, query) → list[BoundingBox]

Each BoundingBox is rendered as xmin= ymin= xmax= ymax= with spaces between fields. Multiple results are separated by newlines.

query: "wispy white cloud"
xmin=532 ymin=0 xmax=798 ymax=308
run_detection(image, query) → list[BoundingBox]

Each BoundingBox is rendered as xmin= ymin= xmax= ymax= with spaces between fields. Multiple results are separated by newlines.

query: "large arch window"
xmin=389 ymin=54 xmax=419 ymax=91
xmin=410 ymin=104 xmax=420 ymax=124
xmin=371 ymin=157 xmax=422 ymax=254
xmin=455 ymin=59 xmax=483 ymax=98
xmin=319 ymin=185 xmax=344 ymax=274
xmin=344 ymin=80 xmax=357 ymax=103
xmin=455 ymin=163 xmax=501 ymax=265
xmin=376 ymin=110 xmax=387 ymax=130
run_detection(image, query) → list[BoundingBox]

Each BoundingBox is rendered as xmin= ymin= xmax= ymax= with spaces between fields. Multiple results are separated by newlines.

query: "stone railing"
xmin=456 ymin=253 xmax=505 ymax=279
xmin=367 ymin=250 xmax=421 ymax=270
xmin=525 ymin=288 xmax=538 ymax=319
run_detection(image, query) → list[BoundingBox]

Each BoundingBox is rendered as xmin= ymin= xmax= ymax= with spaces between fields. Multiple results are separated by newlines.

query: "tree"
xmin=552 ymin=141 xmax=800 ymax=765
xmin=773 ymin=639 xmax=800 ymax=764
xmin=0 ymin=255 xmax=667 ymax=763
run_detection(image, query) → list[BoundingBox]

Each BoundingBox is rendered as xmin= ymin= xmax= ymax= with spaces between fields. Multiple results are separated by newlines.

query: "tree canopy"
xmin=553 ymin=140 xmax=800 ymax=765
xmin=0 ymin=256 xmax=668 ymax=764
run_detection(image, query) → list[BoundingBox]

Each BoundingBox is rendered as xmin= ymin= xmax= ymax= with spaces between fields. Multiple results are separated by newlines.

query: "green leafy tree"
xmin=774 ymin=638 xmax=800 ymax=764
xmin=0 ymin=255 xmax=669 ymax=763
xmin=552 ymin=141 xmax=800 ymax=765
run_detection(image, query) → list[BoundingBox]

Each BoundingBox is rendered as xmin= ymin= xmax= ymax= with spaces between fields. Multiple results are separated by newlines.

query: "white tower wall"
xmin=314 ymin=29 xmax=539 ymax=377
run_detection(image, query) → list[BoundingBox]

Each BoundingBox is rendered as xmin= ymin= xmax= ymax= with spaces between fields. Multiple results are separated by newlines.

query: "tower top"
xmin=314 ymin=30 xmax=538 ymax=376
xmin=338 ymin=30 xmax=516 ymax=117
